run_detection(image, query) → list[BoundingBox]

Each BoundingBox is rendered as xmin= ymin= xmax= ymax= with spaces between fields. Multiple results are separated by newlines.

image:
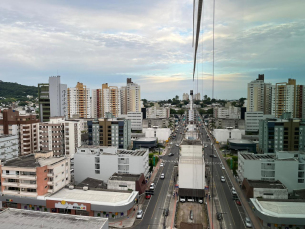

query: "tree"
xmin=18 ymin=101 xmax=28 ymax=106
xmin=204 ymin=95 xmax=208 ymax=100
xmin=175 ymin=95 xmax=179 ymax=100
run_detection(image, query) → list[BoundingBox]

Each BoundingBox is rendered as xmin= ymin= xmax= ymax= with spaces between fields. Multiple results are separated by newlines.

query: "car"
xmin=187 ymin=198 xmax=194 ymax=202
xmin=209 ymin=154 xmax=217 ymax=158
xmin=146 ymin=194 xmax=151 ymax=199
xmin=160 ymin=173 xmax=165 ymax=179
xmin=245 ymin=217 xmax=252 ymax=228
xmin=189 ymin=210 xmax=193 ymax=220
xmin=216 ymin=212 xmax=223 ymax=221
xmin=175 ymin=144 xmax=179 ymax=147
xmin=163 ymin=208 xmax=169 ymax=216
xmin=235 ymin=199 xmax=241 ymax=206
xmin=136 ymin=210 xmax=143 ymax=219
xmin=150 ymin=183 xmax=155 ymax=190
xmin=169 ymin=153 xmax=174 ymax=156
xmin=221 ymin=176 xmax=225 ymax=182
xmin=180 ymin=197 xmax=186 ymax=202
xmin=198 ymin=198 xmax=203 ymax=204
xmin=221 ymin=166 xmax=225 ymax=170
xmin=160 ymin=163 xmax=164 ymax=167
xmin=205 ymin=144 xmax=208 ymax=148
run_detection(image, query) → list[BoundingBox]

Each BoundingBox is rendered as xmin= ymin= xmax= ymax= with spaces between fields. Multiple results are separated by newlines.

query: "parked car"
xmin=217 ymin=212 xmax=223 ymax=221
xmin=175 ymin=144 xmax=179 ymax=147
xmin=198 ymin=198 xmax=203 ymax=204
xmin=169 ymin=153 xmax=174 ymax=156
xmin=160 ymin=173 xmax=165 ymax=179
xmin=150 ymin=183 xmax=155 ymax=190
xmin=210 ymin=154 xmax=217 ymax=158
xmin=145 ymin=194 xmax=151 ymax=199
xmin=163 ymin=208 xmax=169 ymax=216
xmin=245 ymin=217 xmax=252 ymax=228
xmin=221 ymin=165 xmax=225 ymax=170
xmin=220 ymin=176 xmax=225 ymax=182
xmin=136 ymin=210 xmax=143 ymax=219
xmin=180 ymin=197 xmax=186 ymax=203
xmin=190 ymin=210 xmax=193 ymax=220
xmin=187 ymin=198 xmax=194 ymax=202
xmin=160 ymin=162 xmax=164 ymax=167
xmin=235 ymin=200 xmax=241 ymax=206
xmin=231 ymin=187 xmax=237 ymax=195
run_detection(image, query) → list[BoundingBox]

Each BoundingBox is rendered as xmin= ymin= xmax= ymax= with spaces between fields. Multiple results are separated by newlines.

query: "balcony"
xmin=3 ymin=190 xmax=20 ymax=195
xmin=19 ymin=183 xmax=37 ymax=189
xmin=2 ymin=182 xmax=19 ymax=187
xmin=19 ymin=191 xmax=38 ymax=197
xmin=19 ymin=174 xmax=36 ymax=180
xmin=47 ymin=173 xmax=54 ymax=177
xmin=47 ymin=181 xmax=54 ymax=185
xmin=2 ymin=174 xmax=19 ymax=179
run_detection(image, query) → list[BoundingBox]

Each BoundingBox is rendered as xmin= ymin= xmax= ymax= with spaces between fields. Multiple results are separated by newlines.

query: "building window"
xmin=45 ymin=186 xmax=48 ymax=189
xmin=95 ymin=170 xmax=100 ymax=174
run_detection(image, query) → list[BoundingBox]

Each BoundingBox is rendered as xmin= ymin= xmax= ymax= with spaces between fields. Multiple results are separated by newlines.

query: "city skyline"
xmin=1 ymin=0 xmax=305 ymax=100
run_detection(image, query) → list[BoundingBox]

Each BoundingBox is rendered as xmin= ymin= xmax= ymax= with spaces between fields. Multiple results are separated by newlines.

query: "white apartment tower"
xmin=247 ymin=74 xmax=272 ymax=115
xmin=49 ymin=76 xmax=68 ymax=118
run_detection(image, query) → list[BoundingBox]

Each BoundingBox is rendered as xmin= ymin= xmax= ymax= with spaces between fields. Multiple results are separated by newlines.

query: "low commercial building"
xmin=242 ymin=179 xmax=288 ymax=199
xmin=0 ymin=135 xmax=19 ymax=161
xmin=215 ymin=119 xmax=245 ymax=129
xmin=74 ymin=146 xmax=149 ymax=184
xmin=178 ymin=139 xmax=205 ymax=200
xmin=0 ymin=208 xmax=109 ymax=229
xmin=132 ymin=137 xmax=157 ymax=150
xmin=108 ymin=173 xmax=146 ymax=194
xmin=250 ymin=198 xmax=305 ymax=228
xmin=238 ymin=151 xmax=305 ymax=193
xmin=142 ymin=118 xmax=169 ymax=128
xmin=146 ymin=104 xmax=170 ymax=119
xmin=142 ymin=127 xmax=171 ymax=143
xmin=213 ymin=128 xmax=245 ymax=143
xmin=228 ymin=139 xmax=256 ymax=153
xmin=0 ymin=151 xmax=70 ymax=197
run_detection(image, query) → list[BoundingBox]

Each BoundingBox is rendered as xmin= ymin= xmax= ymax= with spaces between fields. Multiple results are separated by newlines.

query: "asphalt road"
xmin=134 ymin=122 xmax=184 ymax=229
xmin=198 ymin=115 xmax=247 ymax=229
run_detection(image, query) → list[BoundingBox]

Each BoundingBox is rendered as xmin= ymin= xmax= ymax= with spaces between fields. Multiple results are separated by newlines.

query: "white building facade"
xmin=213 ymin=128 xmax=245 ymax=143
xmin=245 ymin=111 xmax=275 ymax=132
xmin=74 ymin=146 xmax=149 ymax=184
xmin=0 ymin=135 xmax=19 ymax=161
xmin=142 ymin=128 xmax=171 ymax=142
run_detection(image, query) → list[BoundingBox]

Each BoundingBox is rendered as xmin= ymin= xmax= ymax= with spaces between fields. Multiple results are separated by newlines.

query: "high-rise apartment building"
xmin=87 ymin=118 xmax=131 ymax=149
xmin=38 ymin=76 xmax=67 ymax=122
xmin=40 ymin=117 xmax=81 ymax=157
xmin=68 ymin=82 xmax=91 ymax=118
xmin=0 ymin=109 xmax=39 ymax=156
xmin=120 ymin=86 xmax=127 ymax=115
xmin=258 ymin=113 xmax=305 ymax=153
xmin=247 ymin=74 xmax=272 ymax=114
xmin=126 ymin=78 xmax=141 ymax=113
xmin=183 ymin=93 xmax=189 ymax=101
xmin=101 ymin=83 xmax=121 ymax=117
xmin=91 ymin=89 xmax=102 ymax=119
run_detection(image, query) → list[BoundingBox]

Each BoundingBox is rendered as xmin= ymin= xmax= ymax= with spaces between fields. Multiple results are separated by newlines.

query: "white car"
xmin=198 ymin=198 xmax=203 ymax=204
xmin=160 ymin=163 xmax=164 ymax=167
xmin=160 ymin=173 xmax=165 ymax=179
xmin=221 ymin=166 xmax=225 ymax=170
xmin=180 ymin=197 xmax=186 ymax=203
xmin=176 ymin=144 xmax=179 ymax=147
xmin=136 ymin=210 xmax=143 ymax=219
xmin=245 ymin=217 xmax=252 ymax=228
xmin=221 ymin=176 xmax=225 ymax=182
xmin=187 ymin=198 xmax=194 ymax=202
xmin=150 ymin=183 xmax=155 ymax=190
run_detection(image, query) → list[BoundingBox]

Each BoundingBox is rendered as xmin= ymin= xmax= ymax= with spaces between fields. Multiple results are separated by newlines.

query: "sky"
xmin=0 ymin=0 xmax=305 ymax=100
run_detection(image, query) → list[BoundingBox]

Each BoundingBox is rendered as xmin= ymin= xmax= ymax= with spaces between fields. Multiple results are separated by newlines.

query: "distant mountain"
xmin=0 ymin=81 xmax=38 ymax=98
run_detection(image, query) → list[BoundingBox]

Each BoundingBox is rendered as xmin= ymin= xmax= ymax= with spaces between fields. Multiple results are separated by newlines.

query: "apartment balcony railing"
xmin=47 ymin=181 xmax=54 ymax=186
xmin=19 ymin=174 xmax=37 ymax=180
xmin=19 ymin=183 xmax=37 ymax=189
xmin=2 ymin=174 xmax=19 ymax=179
xmin=47 ymin=173 xmax=54 ymax=177
xmin=2 ymin=182 xmax=19 ymax=187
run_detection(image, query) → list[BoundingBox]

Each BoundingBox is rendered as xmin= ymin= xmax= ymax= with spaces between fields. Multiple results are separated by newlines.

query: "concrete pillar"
xmin=17 ymin=203 xmax=21 ymax=209
xmin=89 ymin=210 xmax=94 ymax=217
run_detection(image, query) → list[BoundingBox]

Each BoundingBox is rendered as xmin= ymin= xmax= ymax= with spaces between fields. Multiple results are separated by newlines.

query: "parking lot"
xmin=176 ymin=202 xmax=207 ymax=228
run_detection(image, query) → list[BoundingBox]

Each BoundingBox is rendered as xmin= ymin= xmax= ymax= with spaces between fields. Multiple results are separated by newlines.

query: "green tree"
xmin=18 ymin=101 xmax=28 ymax=106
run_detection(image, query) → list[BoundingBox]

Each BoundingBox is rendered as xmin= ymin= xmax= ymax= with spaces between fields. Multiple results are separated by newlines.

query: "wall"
xmin=253 ymin=188 xmax=288 ymax=199
xmin=107 ymin=180 xmax=135 ymax=191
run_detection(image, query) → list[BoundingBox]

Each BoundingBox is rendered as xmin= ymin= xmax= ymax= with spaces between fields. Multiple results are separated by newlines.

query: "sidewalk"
xmin=206 ymin=197 xmax=220 ymax=229
xmin=108 ymin=203 xmax=141 ymax=228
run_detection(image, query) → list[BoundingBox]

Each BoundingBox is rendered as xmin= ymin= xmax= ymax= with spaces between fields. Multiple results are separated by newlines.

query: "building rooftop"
xmin=228 ymin=139 xmax=255 ymax=144
xmin=76 ymin=177 xmax=106 ymax=189
xmin=117 ymin=150 xmax=147 ymax=156
xmin=47 ymin=188 xmax=137 ymax=206
xmin=0 ymin=208 xmax=108 ymax=229
xmin=180 ymin=222 xmax=203 ymax=229
xmin=179 ymin=157 xmax=204 ymax=164
xmin=181 ymin=139 xmax=202 ymax=145
xmin=251 ymin=198 xmax=305 ymax=218
xmin=109 ymin=173 xmax=142 ymax=181
xmin=0 ymin=135 xmax=18 ymax=139
xmin=240 ymin=153 xmax=275 ymax=160
xmin=3 ymin=154 xmax=66 ymax=168
xmin=247 ymin=179 xmax=287 ymax=189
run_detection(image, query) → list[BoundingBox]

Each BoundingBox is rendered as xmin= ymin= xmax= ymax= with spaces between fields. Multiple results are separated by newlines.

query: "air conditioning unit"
xmin=83 ymin=186 xmax=88 ymax=191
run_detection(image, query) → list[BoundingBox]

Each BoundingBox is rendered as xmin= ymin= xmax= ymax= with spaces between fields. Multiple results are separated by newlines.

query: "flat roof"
xmin=0 ymin=134 xmax=18 ymax=139
xmin=179 ymin=157 xmax=204 ymax=164
xmin=76 ymin=177 xmax=106 ymax=189
xmin=118 ymin=150 xmax=147 ymax=156
xmin=48 ymin=188 xmax=137 ymax=206
xmin=3 ymin=154 xmax=66 ymax=168
xmin=251 ymin=198 xmax=305 ymax=218
xmin=0 ymin=208 xmax=108 ymax=229
xmin=181 ymin=139 xmax=201 ymax=145
xmin=240 ymin=153 xmax=275 ymax=160
xmin=109 ymin=173 xmax=142 ymax=181
xmin=247 ymin=179 xmax=286 ymax=189
xmin=228 ymin=139 xmax=255 ymax=144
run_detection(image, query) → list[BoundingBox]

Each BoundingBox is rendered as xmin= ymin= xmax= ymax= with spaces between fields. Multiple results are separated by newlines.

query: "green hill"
xmin=0 ymin=81 xmax=38 ymax=99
